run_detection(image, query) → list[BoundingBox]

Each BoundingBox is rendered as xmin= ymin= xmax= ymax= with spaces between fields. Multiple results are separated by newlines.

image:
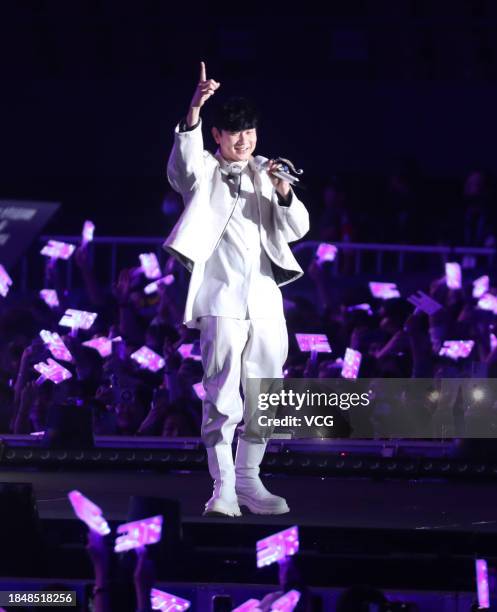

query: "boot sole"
xmin=203 ymin=509 xmax=242 ymax=517
xmin=237 ymin=494 xmax=290 ymax=515
xmin=203 ymin=500 xmax=242 ymax=518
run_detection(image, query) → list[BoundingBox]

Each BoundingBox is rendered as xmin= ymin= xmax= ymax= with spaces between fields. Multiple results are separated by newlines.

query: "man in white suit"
xmin=164 ymin=62 xmax=309 ymax=517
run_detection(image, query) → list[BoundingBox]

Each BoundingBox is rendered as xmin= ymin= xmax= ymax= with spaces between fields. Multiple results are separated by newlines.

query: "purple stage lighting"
xmin=40 ymin=240 xmax=76 ymax=260
xmin=114 ymin=515 xmax=163 ymax=553
xmin=150 ymin=588 xmax=190 ymax=611
xmin=67 ymin=490 xmax=110 ymax=536
xmin=256 ymin=526 xmax=299 ymax=568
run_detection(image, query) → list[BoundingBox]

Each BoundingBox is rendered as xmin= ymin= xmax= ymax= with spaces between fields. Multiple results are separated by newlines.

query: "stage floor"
xmin=1 ymin=467 xmax=497 ymax=532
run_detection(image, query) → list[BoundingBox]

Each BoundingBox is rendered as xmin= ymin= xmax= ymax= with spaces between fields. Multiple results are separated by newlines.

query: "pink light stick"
xmin=0 ymin=264 xmax=13 ymax=298
xmin=445 ymin=262 xmax=462 ymax=289
xmin=295 ymin=334 xmax=332 ymax=353
xmin=439 ymin=340 xmax=475 ymax=360
xmin=476 ymin=559 xmax=490 ymax=610
xmin=81 ymin=220 xmax=95 ymax=246
xmin=34 ymin=358 xmax=72 ymax=384
xmin=130 ymin=346 xmax=165 ymax=373
xmin=478 ymin=293 xmax=497 ymax=315
xmin=178 ymin=344 xmax=202 ymax=361
xmin=473 ymin=275 xmax=489 ymax=299
xmin=256 ymin=526 xmax=299 ymax=569
xmin=114 ymin=515 xmax=163 ymax=553
xmin=316 ymin=243 xmax=337 ymax=264
xmin=192 ymin=382 xmax=206 ymax=400
xmin=82 ymin=337 xmax=112 ymax=358
xmin=40 ymin=330 xmax=73 ymax=362
xmin=150 ymin=588 xmax=190 ymax=611
xmin=82 ymin=336 xmax=122 ymax=358
xmin=59 ymin=309 xmax=98 ymax=330
xmin=39 ymin=289 xmax=59 ymax=308
xmin=270 ymin=590 xmax=301 ymax=612
xmin=490 ymin=333 xmax=497 ymax=351
xmin=144 ymin=274 xmax=175 ymax=295
xmin=347 ymin=303 xmax=373 ymax=315
xmin=67 ymin=490 xmax=111 ymax=536
xmin=369 ymin=282 xmax=400 ymax=300
xmin=232 ymin=600 xmax=261 ymax=612
xmin=40 ymin=240 xmax=76 ymax=260
xmin=341 ymin=348 xmax=362 ymax=379
xmin=139 ymin=253 xmax=162 ymax=280
xmin=407 ymin=291 xmax=443 ymax=315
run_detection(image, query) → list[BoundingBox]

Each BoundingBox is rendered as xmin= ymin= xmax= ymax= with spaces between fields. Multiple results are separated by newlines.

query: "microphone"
xmin=254 ymin=156 xmax=304 ymax=187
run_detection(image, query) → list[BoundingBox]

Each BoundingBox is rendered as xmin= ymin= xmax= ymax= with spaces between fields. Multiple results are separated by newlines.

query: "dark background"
xmin=1 ymin=1 xmax=497 ymax=237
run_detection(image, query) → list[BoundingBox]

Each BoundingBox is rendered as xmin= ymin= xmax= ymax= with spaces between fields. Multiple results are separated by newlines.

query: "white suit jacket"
xmin=163 ymin=120 xmax=310 ymax=327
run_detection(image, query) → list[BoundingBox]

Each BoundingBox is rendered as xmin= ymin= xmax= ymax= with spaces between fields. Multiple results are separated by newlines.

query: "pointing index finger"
xmin=200 ymin=61 xmax=206 ymax=82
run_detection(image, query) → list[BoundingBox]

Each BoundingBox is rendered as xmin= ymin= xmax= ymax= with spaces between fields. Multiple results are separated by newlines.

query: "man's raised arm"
xmin=186 ymin=61 xmax=220 ymax=128
xmin=167 ymin=61 xmax=221 ymax=194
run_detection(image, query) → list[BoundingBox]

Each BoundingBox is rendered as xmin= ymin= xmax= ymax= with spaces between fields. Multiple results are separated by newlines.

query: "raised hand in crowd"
xmin=113 ymin=268 xmax=144 ymax=343
xmin=112 ymin=268 xmax=133 ymax=305
xmin=133 ymin=547 xmax=155 ymax=612
xmin=156 ymin=283 xmax=182 ymax=326
xmin=86 ymin=529 xmax=112 ymax=612
xmin=74 ymin=245 xmax=106 ymax=306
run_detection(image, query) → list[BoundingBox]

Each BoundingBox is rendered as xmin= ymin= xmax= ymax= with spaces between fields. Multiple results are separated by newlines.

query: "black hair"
xmin=212 ymin=96 xmax=259 ymax=131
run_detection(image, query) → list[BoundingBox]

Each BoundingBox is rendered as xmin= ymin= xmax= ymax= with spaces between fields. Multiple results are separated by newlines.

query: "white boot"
xmin=235 ymin=439 xmax=289 ymax=515
xmin=204 ymin=445 xmax=242 ymax=517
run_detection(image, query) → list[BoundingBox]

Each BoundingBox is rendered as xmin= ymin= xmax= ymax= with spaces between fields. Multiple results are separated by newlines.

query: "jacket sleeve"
xmin=273 ymin=189 xmax=310 ymax=243
xmin=167 ymin=119 xmax=205 ymax=195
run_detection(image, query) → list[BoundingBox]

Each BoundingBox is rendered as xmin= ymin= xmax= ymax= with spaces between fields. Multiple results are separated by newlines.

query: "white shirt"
xmin=191 ymin=155 xmax=284 ymax=321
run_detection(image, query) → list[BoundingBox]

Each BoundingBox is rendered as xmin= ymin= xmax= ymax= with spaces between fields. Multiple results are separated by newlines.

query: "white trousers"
xmin=199 ymin=316 xmax=288 ymax=448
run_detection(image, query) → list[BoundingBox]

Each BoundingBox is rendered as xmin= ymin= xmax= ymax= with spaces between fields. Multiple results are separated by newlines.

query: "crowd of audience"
xmin=0 ymin=165 xmax=496 ymax=440
xmin=314 ymin=167 xmax=496 ymax=247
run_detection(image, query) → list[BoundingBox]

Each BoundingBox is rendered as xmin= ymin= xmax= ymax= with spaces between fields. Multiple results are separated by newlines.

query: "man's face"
xmin=211 ymin=127 xmax=257 ymax=162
